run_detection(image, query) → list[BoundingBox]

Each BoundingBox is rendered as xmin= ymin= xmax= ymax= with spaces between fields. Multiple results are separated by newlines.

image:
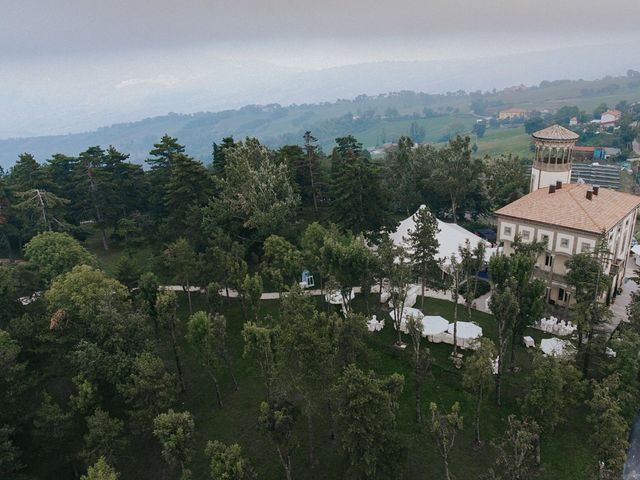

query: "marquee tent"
xmin=390 ymin=205 xmax=495 ymax=266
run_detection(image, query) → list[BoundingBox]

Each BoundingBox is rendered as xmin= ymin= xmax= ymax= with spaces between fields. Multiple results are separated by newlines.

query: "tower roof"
xmin=532 ymin=124 xmax=580 ymax=141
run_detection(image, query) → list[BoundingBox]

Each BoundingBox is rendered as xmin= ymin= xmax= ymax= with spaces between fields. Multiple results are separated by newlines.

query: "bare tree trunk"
xmin=495 ymin=349 xmax=503 ymax=407
xmin=306 ymin=407 xmax=316 ymax=466
xmin=184 ymin=282 xmax=193 ymax=316
xmin=212 ymin=375 xmax=224 ymax=408
xmin=452 ymin=300 xmax=459 ymax=356
xmin=308 ymin=158 xmax=319 ymax=214
xmin=226 ymin=357 xmax=239 ymax=391
xmin=583 ymin=328 xmax=594 ymax=375
xmin=421 ymin=275 xmax=425 ymax=309
xmin=100 ymin=229 xmax=109 ymax=252
xmin=327 ymin=398 xmax=337 ymax=442
xmin=474 ymin=387 xmax=482 ymax=445
xmin=276 ymin=446 xmax=293 ymax=480
xmin=170 ymin=323 xmax=186 ymax=392
xmin=443 ymin=453 xmax=451 ymax=480
xmin=451 ymin=196 xmax=458 ymax=224
xmin=415 ymin=373 xmax=422 ymax=424
xmin=509 ymin=329 xmax=518 ymax=372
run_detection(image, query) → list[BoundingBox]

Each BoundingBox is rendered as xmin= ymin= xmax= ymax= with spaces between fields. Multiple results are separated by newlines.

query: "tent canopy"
xmin=422 ymin=315 xmax=450 ymax=336
xmin=390 ymin=205 xmax=495 ymax=265
xmin=540 ymin=338 xmax=574 ymax=357
xmin=447 ymin=321 xmax=482 ymax=340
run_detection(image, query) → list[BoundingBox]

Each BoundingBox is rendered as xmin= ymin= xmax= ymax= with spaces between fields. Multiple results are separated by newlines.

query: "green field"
xmin=474 ymin=126 xmax=533 ymax=160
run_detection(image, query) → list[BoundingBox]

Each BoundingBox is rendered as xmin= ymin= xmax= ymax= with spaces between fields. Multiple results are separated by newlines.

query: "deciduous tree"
xmin=429 ymin=402 xmax=463 ymax=480
xmin=187 ymin=312 xmax=236 ymax=407
xmin=333 ymin=365 xmax=404 ymax=479
xmin=82 ymin=408 xmax=127 ymax=467
xmin=204 ymin=440 xmax=256 ymax=480
xmin=80 ymin=457 xmax=120 ymax=480
xmin=463 ymin=338 xmax=496 ymax=445
xmin=487 ymin=276 xmax=519 ymax=406
xmin=164 ymin=237 xmax=198 ymax=315
xmin=490 ymin=415 xmax=539 ymax=480
xmin=156 ymin=290 xmax=186 ymax=392
xmin=258 ymin=399 xmax=298 ymax=480
xmin=587 ymin=374 xmax=629 ymax=479
xmin=407 ymin=205 xmax=441 ymax=309
xmin=153 ymin=410 xmax=195 ymax=479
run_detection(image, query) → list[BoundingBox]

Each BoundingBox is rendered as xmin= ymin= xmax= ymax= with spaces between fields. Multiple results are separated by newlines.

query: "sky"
xmin=1 ymin=0 xmax=640 ymax=137
xmin=3 ymin=0 xmax=640 ymax=67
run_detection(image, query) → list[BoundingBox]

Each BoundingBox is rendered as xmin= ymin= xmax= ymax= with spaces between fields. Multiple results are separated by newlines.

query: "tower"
xmin=530 ymin=124 xmax=579 ymax=192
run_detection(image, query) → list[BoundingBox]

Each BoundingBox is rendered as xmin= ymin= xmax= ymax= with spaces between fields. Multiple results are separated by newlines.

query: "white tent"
xmin=447 ymin=321 xmax=483 ymax=349
xmin=540 ymin=338 xmax=574 ymax=358
xmin=390 ymin=205 xmax=495 ymax=266
xmin=422 ymin=316 xmax=450 ymax=336
xmin=390 ymin=307 xmax=424 ymax=333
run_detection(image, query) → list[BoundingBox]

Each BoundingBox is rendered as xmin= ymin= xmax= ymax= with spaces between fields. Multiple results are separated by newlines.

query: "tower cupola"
xmin=530 ymin=124 xmax=579 ymax=191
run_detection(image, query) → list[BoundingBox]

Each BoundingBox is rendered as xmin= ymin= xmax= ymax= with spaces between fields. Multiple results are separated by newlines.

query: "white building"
xmin=496 ymin=124 xmax=640 ymax=306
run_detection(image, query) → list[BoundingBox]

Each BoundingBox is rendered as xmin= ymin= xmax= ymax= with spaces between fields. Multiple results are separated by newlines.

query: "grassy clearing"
xmin=127 ymin=289 xmax=594 ymax=480
xmin=474 ymin=126 xmax=533 ymax=160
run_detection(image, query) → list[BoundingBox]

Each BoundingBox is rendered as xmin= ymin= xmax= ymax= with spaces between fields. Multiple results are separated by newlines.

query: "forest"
xmin=1 ymin=131 xmax=639 ymax=480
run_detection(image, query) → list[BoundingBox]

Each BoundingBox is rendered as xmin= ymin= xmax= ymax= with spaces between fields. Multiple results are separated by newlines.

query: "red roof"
xmin=573 ymin=146 xmax=595 ymax=152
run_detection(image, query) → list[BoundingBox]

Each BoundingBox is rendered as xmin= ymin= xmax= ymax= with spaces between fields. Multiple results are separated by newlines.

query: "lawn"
xmin=130 ymin=289 xmax=594 ymax=480
xmin=474 ymin=126 xmax=533 ymax=160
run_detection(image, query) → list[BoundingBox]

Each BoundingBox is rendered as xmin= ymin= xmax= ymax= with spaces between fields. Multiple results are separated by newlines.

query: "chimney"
xmin=549 ymin=184 xmax=556 ymax=194
xmin=593 ymin=185 xmax=600 ymax=195
xmin=556 ymin=180 xmax=562 ymax=189
xmin=586 ymin=190 xmax=593 ymax=200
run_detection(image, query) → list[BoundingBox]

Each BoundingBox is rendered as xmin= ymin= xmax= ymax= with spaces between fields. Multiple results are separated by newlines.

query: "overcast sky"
xmin=3 ymin=0 xmax=640 ymax=67
xmin=1 ymin=1 xmax=639 ymax=138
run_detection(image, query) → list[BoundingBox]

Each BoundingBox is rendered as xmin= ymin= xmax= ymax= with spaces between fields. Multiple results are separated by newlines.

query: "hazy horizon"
xmin=2 ymin=0 xmax=640 ymax=138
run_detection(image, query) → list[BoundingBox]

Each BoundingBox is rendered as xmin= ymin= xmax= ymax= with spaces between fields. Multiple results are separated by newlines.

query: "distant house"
xmin=600 ymin=109 xmax=622 ymax=128
xmin=498 ymin=108 xmax=530 ymax=120
xmin=572 ymin=145 xmax=621 ymax=162
xmin=569 ymin=116 xmax=578 ymax=126
xmin=572 ymin=145 xmax=595 ymax=161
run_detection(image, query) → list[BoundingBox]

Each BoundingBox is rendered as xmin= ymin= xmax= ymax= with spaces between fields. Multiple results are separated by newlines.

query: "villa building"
xmin=495 ymin=124 xmax=640 ymax=306
xmin=498 ymin=108 xmax=530 ymax=120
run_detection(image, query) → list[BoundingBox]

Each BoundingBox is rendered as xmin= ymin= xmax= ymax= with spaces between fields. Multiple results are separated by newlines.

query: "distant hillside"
xmin=1 ymin=73 xmax=639 ymax=168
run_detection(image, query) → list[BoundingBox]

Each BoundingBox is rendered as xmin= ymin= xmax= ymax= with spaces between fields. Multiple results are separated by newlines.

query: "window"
xmin=558 ymin=288 xmax=569 ymax=302
xmin=544 ymin=254 xmax=553 ymax=267
xmin=503 ymin=226 xmax=512 ymax=236
xmin=581 ymin=242 xmax=591 ymax=253
xmin=521 ymin=230 xmax=530 ymax=240
xmin=541 ymin=234 xmax=549 ymax=245
xmin=560 ymin=238 xmax=569 ymax=248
